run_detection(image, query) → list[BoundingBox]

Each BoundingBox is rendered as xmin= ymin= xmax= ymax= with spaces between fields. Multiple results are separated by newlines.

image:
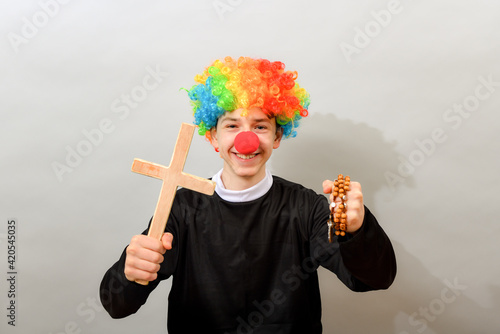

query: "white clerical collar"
xmin=212 ymin=168 xmax=273 ymax=202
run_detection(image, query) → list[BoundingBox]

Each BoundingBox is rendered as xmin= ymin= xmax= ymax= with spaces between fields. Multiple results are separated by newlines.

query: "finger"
xmin=161 ymin=232 xmax=174 ymax=251
xmin=131 ymin=235 xmax=165 ymax=254
xmin=137 ymin=258 xmax=161 ymax=273
xmin=127 ymin=243 xmax=165 ymax=264
xmin=344 ymin=184 xmax=365 ymax=232
xmin=128 ymin=255 xmax=162 ymax=273
xmin=347 ymin=181 xmax=362 ymax=193
xmin=124 ymin=252 xmax=162 ymax=282
xmin=125 ymin=266 xmax=158 ymax=282
xmin=322 ymin=179 xmax=334 ymax=194
xmin=142 ymin=247 xmax=165 ymax=264
xmin=346 ymin=182 xmax=363 ymax=205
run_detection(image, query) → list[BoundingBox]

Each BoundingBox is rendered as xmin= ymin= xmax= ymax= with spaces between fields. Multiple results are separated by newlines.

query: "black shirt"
xmin=100 ymin=176 xmax=396 ymax=333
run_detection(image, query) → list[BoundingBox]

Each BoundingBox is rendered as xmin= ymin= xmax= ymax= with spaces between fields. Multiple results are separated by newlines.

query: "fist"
xmin=322 ymin=179 xmax=365 ymax=234
xmin=124 ymin=233 xmax=173 ymax=282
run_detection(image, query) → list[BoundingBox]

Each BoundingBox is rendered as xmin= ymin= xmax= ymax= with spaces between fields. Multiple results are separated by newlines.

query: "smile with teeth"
xmin=236 ymin=153 xmax=256 ymax=160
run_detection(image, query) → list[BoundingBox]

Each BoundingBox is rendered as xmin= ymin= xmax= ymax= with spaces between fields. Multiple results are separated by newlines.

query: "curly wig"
xmin=187 ymin=56 xmax=310 ymax=139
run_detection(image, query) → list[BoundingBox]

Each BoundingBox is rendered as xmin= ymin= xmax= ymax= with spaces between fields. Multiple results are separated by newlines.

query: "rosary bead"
xmin=328 ymin=174 xmax=351 ymax=242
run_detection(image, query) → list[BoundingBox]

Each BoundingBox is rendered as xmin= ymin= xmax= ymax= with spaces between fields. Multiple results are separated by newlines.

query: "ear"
xmin=273 ymin=127 xmax=283 ymax=149
xmin=209 ymin=127 xmax=219 ymax=150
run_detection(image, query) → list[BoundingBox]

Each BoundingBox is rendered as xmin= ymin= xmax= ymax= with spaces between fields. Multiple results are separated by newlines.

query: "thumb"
xmin=161 ymin=232 xmax=174 ymax=250
xmin=322 ymin=179 xmax=334 ymax=194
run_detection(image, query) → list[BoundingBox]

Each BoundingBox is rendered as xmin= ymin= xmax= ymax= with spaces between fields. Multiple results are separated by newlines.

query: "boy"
xmin=100 ymin=56 xmax=396 ymax=333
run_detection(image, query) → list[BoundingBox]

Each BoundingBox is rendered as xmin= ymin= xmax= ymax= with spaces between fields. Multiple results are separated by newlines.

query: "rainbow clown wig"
xmin=187 ymin=56 xmax=310 ymax=139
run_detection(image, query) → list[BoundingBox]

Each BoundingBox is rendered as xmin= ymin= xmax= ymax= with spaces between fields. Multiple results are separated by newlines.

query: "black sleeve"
xmin=338 ymin=206 xmax=397 ymax=290
xmin=309 ymin=195 xmax=396 ymax=291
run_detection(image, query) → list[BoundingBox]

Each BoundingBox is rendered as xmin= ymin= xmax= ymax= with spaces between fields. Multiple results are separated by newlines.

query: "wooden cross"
xmin=131 ymin=123 xmax=215 ymax=285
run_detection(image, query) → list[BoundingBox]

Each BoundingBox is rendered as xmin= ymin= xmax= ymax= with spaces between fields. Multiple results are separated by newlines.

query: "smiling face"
xmin=210 ymin=108 xmax=283 ymax=190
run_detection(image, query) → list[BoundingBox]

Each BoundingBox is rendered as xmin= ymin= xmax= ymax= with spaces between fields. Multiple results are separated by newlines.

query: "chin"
xmin=234 ymin=166 xmax=263 ymax=178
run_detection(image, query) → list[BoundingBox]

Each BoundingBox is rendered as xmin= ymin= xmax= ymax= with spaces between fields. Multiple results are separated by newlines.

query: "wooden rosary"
xmin=327 ymin=174 xmax=350 ymax=242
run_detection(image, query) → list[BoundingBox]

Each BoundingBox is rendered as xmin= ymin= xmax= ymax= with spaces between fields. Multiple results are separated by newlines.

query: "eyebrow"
xmin=252 ymin=117 xmax=273 ymax=123
xmin=219 ymin=117 xmax=239 ymax=123
xmin=218 ymin=114 xmax=274 ymax=126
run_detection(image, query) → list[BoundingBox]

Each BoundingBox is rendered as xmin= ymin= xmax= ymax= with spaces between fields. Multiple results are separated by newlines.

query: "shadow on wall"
xmin=270 ymin=112 xmax=412 ymax=203
xmin=270 ymin=113 xmax=495 ymax=333
xmin=319 ymin=240 xmax=498 ymax=334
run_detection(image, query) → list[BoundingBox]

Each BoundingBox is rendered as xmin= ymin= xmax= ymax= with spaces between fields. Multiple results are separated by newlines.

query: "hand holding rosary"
xmin=327 ymin=174 xmax=350 ymax=243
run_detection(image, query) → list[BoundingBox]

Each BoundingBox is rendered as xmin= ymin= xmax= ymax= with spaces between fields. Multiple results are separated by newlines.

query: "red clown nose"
xmin=234 ymin=131 xmax=260 ymax=154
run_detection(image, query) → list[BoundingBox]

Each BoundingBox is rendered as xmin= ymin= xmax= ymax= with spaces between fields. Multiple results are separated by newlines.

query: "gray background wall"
xmin=1 ymin=1 xmax=499 ymax=333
